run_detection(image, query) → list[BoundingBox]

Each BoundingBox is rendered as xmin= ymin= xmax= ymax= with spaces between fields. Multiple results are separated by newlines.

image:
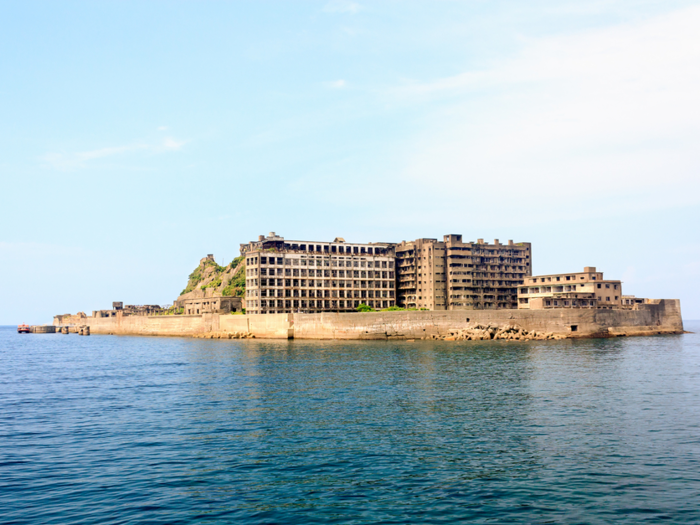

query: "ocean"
xmin=1 ymin=323 xmax=699 ymax=524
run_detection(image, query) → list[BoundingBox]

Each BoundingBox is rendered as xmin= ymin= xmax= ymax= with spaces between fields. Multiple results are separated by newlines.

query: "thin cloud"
xmin=324 ymin=79 xmax=347 ymax=89
xmin=323 ymin=0 xmax=362 ymax=14
xmin=161 ymin=137 xmax=187 ymax=151
xmin=157 ymin=126 xmax=169 ymax=131
xmin=387 ymin=5 xmax=700 ymax=219
xmin=41 ymin=137 xmax=188 ymax=170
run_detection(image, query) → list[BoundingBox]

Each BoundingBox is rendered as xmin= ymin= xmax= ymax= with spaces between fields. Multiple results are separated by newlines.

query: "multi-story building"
xmin=517 ymin=267 xmax=622 ymax=309
xmin=395 ymin=238 xmax=447 ymax=309
xmin=395 ymin=235 xmax=532 ymax=310
xmin=240 ymin=233 xmax=397 ymax=315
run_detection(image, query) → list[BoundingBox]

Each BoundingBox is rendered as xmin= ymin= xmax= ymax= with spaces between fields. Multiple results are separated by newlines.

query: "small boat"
xmin=17 ymin=324 xmax=30 ymax=334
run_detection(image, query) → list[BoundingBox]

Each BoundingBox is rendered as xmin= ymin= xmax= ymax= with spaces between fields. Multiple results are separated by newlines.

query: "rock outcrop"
xmin=176 ymin=255 xmax=246 ymax=305
xmin=192 ymin=331 xmax=255 ymax=339
xmin=425 ymin=323 xmax=567 ymax=341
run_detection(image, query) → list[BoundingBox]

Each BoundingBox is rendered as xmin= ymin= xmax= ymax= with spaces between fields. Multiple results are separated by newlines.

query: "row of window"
xmin=251 ymin=268 xmax=395 ymax=278
xmin=545 ymin=300 xmax=595 ymax=307
xmin=264 ymin=244 xmax=389 ymax=255
xmin=249 ymin=279 xmax=395 ymax=288
xmin=248 ymin=256 xmax=394 ymax=268
xmin=255 ymin=289 xmax=395 ymax=299
xmin=529 ymin=274 xmax=601 ymax=283
xmin=252 ymin=299 xmax=395 ymax=310
xmin=521 ymin=283 xmax=619 ymax=294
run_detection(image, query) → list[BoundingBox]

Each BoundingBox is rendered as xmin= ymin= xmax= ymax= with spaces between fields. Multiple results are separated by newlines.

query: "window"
xmin=597 ymin=284 xmax=602 ymax=289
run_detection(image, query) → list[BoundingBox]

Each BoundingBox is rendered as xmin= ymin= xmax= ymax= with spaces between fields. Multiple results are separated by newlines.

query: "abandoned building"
xmin=517 ymin=267 xmax=622 ymax=309
xmin=395 ymin=236 xmax=532 ymax=310
xmin=180 ymin=296 xmax=242 ymax=315
xmin=93 ymin=303 xmax=164 ymax=318
xmin=240 ymin=232 xmax=397 ymax=314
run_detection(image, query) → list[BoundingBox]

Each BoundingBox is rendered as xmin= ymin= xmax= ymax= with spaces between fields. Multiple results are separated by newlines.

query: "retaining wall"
xmin=291 ymin=300 xmax=683 ymax=339
xmin=69 ymin=300 xmax=683 ymax=339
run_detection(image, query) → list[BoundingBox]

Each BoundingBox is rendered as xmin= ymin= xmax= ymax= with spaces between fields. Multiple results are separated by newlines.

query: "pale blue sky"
xmin=2 ymin=0 xmax=699 ymax=323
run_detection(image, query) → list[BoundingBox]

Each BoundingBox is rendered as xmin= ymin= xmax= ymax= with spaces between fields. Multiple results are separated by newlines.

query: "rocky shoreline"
xmin=423 ymin=323 xmax=567 ymax=341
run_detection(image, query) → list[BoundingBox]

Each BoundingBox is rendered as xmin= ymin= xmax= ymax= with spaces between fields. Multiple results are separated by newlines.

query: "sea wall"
xmin=77 ymin=313 xmax=218 ymax=336
xmin=67 ymin=300 xmax=682 ymax=339
xmin=291 ymin=300 xmax=683 ymax=339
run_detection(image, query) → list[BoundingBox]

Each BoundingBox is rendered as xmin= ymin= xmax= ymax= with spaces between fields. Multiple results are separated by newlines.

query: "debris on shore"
xmin=425 ymin=323 xmax=567 ymax=341
xmin=192 ymin=331 xmax=255 ymax=339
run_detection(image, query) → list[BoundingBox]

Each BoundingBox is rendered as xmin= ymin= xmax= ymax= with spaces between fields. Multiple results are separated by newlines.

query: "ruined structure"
xmin=240 ymin=232 xmax=397 ymax=314
xmin=395 ymin=236 xmax=532 ymax=310
xmin=93 ymin=304 xmax=163 ymax=317
xmin=518 ymin=267 xmax=622 ymax=310
xmin=179 ymin=296 xmax=242 ymax=315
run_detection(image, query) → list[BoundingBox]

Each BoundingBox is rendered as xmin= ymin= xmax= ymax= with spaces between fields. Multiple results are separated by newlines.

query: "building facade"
xmin=240 ymin=233 xmax=397 ymax=315
xmin=395 ymin=238 xmax=447 ymax=309
xmin=180 ymin=296 xmax=242 ymax=315
xmin=395 ymin=235 xmax=532 ymax=310
xmin=517 ymin=267 xmax=622 ymax=309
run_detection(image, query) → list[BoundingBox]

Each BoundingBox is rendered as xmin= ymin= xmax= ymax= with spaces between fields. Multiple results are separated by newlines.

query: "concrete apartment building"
xmin=240 ymin=233 xmax=397 ymax=315
xmin=395 ymin=235 xmax=532 ymax=310
xmin=517 ymin=267 xmax=622 ymax=309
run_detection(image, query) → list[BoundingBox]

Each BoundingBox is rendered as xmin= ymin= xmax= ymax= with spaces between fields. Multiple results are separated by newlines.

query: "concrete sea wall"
xmin=291 ymin=300 xmax=683 ymax=339
xmin=68 ymin=300 xmax=682 ymax=340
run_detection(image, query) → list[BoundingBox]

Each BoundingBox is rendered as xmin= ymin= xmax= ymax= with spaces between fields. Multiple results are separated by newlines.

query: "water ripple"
xmin=1 ymin=325 xmax=699 ymax=523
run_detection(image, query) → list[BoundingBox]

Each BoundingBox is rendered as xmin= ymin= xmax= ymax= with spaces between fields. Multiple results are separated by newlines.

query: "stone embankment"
xmin=192 ymin=331 xmax=255 ymax=340
xmin=52 ymin=299 xmax=683 ymax=340
xmin=428 ymin=323 xmax=567 ymax=341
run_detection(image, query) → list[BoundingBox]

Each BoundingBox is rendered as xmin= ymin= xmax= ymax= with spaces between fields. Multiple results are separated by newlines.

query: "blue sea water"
xmin=1 ymin=324 xmax=700 ymax=524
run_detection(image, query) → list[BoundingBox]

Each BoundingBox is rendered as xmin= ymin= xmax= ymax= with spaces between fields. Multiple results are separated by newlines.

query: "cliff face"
xmin=175 ymin=255 xmax=245 ymax=304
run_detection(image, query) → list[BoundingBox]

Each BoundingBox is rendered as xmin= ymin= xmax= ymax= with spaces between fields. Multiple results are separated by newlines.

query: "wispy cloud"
xmin=324 ymin=79 xmax=347 ymax=89
xmin=386 ymin=5 xmax=700 ymax=219
xmin=157 ymin=126 xmax=169 ymax=131
xmin=323 ymin=0 xmax=362 ymax=14
xmin=41 ymin=137 xmax=188 ymax=170
xmin=161 ymin=137 xmax=186 ymax=151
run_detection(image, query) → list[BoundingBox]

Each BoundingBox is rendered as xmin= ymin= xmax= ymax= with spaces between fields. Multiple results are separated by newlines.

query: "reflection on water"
xmin=1 ymin=325 xmax=699 ymax=523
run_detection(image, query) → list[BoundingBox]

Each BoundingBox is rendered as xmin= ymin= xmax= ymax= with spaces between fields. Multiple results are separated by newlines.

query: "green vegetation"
xmin=153 ymin=306 xmax=184 ymax=316
xmin=179 ymin=257 xmax=227 ymax=296
xmin=229 ymin=255 xmax=244 ymax=270
xmin=222 ymin=263 xmax=246 ymax=297
xmin=180 ymin=267 xmax=203 ymax=295
xmin=202 ymin=278 xmax=222 ymax=290
xmin=203 ymin=259 xmax=225 ymax=272
xmin=355 ymin=305 xmax=424 ymax=313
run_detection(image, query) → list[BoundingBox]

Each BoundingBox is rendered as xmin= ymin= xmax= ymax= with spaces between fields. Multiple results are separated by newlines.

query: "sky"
xmin=1 ymin=0 xmax=699 ymax=323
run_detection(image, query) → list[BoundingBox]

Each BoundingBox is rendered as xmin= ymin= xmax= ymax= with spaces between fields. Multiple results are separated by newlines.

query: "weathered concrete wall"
xmin=79 ymin=312 xmax=291 ymax=338
xmin=291 ymin=300 xmax=683 ymax=339
xmin=67 ymin=300 xmax=682 ymax=339
xmin=80 ymin=313 xmax=217 ymax=336
xmin=219 ymin=313 xmax=292 ymax=339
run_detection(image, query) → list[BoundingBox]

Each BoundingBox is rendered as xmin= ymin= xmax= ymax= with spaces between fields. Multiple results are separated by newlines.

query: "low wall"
xmin=66 ymin=300 xmax=683 ymax=339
